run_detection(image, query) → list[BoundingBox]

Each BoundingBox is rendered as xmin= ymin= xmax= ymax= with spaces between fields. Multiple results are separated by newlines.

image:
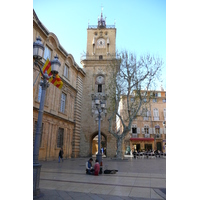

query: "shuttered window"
xmin=57 ymin=128 xmax=64 ymax=148
xmin=144 ymin=125 xmax=149 ymax=134
xmin=153 ymin=108 xmax=159 ymax=117
xmin=132 ymin=127 xmax=137 ymax=133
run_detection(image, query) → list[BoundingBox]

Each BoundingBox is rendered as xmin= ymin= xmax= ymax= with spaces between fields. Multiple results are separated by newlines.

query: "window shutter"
xmin=137 ymin=128 xmax=140 ymax=134
xmin=142 ymin=128 xmax=144 ymax=133
xmin=149 ymin=128 xmax=152 ymax=134
xmin=164 ymin=128 xmax=166 ymax=134
xmin=160 ymin=128 xmax=163 ymax=134
xmin=153 ymin=128 xmax=155 ymax=134
xmin=57 ymin=128 xmax=64 ymax=148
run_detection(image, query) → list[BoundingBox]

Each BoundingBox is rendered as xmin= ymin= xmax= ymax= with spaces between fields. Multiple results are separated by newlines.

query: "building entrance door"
xmin=157 ymin=142 xmax=162 ymax=151
xmin=136 ymin=144 xmax=140 ymax=151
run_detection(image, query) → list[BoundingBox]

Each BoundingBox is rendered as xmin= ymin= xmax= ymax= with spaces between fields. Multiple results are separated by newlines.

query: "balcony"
xmin=156 ymin=134 xmax=162 ymax=139
xmin=131 ymin=134 xmax=138 ymax=138
xmin=143 ymin=117 xmax=149 ymax=121
xmin=154 ymin=117 xmax=159 ymax=121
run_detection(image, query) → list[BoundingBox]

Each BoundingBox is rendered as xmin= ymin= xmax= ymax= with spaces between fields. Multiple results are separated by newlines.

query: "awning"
xmin=130 ymin=138 xmax=154 ymax=141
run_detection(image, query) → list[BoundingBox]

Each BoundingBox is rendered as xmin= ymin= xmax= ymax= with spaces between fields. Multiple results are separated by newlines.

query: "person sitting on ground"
xmin=94 ymin=159 xmax=100 ymax=176
xmin=86 ymin=158 xmax=94 ymax=174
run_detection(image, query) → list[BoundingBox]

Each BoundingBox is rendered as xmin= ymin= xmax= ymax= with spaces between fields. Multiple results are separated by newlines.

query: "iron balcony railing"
xmin=131 ymin=133 xmax=138 ymax=138
xmin=88 ymin=25 xmax=115 ymax=29
xmin=81 ymin=54 xmax=120 ymax=61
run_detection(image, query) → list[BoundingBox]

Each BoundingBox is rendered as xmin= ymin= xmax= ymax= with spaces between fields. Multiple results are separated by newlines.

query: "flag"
xmin=41 ymin=58 xmax=52 ymax=76
xmin=49 ymin=74 xmax=63 ymax=89
xmin=41 ymin=58 xmax=63 ymax=89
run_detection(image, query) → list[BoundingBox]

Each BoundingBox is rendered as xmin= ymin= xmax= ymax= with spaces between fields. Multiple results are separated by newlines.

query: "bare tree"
xmin=107 ymin=50 xmax=163 ymax=159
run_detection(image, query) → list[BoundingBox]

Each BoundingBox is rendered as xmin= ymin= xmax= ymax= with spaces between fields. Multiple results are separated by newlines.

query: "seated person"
xmin=94 ymin=159 xmax=100 ymax=176
xmin=86 ymin=158 xmax=94 ymax=174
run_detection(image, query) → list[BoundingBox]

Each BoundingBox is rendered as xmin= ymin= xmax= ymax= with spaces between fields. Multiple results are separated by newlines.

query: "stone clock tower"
xmin=80 ymin=11 xmax=117 ymax=157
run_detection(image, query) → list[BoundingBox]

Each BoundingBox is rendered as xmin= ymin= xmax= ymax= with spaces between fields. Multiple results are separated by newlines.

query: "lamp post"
xmin=33 ymin=36 xmax=61 ymax=197
xmin=94 ymin=97 xmax=105 ymax=165
xmin=162 ymin=121 xmax=166 ymax=153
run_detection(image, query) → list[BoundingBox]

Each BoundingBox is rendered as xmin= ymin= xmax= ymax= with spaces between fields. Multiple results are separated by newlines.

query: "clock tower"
xmin=80 ymin=10 xmax=117 ymax=157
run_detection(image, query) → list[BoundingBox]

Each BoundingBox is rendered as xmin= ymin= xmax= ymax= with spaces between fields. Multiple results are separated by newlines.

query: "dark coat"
xmin=59 ymin=150 xmax=64 ymax=158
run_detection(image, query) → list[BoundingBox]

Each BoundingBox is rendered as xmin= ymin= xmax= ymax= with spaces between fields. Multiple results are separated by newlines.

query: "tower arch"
xmin=91 ymin=131 xmax=107 ymax=157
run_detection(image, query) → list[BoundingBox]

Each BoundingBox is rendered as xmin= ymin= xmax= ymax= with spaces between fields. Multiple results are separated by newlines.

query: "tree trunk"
xmin=116 ymin=136 xmax=124 ymax=159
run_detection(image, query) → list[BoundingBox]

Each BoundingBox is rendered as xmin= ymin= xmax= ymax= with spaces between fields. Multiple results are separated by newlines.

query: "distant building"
xmin=120 ymin=89 xmax=166 ymax=154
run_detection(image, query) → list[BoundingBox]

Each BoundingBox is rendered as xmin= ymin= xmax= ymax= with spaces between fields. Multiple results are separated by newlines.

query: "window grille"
xmin=57 ymin=128 xmax=64 ymax=148
xmin=98 ymin=84 xmax=102 ymax=92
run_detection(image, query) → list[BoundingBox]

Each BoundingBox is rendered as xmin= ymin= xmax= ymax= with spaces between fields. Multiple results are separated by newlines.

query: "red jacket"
xmin=94 ymin=162 xmax=100 ymax=175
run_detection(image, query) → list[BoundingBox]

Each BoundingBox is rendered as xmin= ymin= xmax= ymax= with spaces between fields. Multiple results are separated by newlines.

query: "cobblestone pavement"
xmin=34 ymin=157 xmax=166 ymax=200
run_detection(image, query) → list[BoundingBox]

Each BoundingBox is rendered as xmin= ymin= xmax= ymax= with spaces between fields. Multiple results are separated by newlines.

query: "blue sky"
xmin=33 ymin=0 xmax=166 ymax=89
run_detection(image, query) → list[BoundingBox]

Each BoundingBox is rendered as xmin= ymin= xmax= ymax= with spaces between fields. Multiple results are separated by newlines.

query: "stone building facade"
xmin=121 ymin=89 xmax=166 ymax=154
xmin=33 ymin=10 xmax=85 ymax=160
xmin=80 ymin=12 xmax=117 ymax=157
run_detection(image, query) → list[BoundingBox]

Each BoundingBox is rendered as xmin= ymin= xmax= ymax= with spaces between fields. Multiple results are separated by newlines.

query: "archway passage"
xmin=92 ymin=134 xmax=107 ymax=157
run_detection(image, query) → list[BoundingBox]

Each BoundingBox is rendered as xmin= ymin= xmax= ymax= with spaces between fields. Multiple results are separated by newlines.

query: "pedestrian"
xmin=58 ymin=147 xmax=64 ymax=163
xmin=94 ymin=159 xmax=100 ymax=176
xmin=86 ymin=158 xmax=94 ymax=174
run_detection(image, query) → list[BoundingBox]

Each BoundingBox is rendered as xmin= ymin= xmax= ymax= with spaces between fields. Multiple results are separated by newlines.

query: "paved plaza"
xmin=35 ymin=157 xmax=166 ymax=200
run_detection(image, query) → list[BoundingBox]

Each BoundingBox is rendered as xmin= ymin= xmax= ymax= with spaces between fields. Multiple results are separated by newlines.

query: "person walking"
xmin=58 ymin=147 xmax=64 ymax=163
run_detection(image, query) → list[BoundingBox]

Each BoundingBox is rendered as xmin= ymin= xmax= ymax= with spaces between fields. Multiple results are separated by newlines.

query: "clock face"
xmin=97 ymin=38 xmax=105 ymax=48
xmin=97 ymin=76 xmax=104 ymax=84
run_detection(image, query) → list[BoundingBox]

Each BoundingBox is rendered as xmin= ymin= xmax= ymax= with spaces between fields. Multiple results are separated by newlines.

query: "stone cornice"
xmin=33 ymin=106 xmax=75 ymax=124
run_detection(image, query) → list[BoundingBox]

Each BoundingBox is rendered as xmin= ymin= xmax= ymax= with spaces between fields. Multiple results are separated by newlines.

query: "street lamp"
xmin=94 ymin=97 xmax=105 ymax=166
xmin=33 ymin=36 xmax=61 ymax=197
xmin=162 ymin=121 xmax=166 ymax=154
